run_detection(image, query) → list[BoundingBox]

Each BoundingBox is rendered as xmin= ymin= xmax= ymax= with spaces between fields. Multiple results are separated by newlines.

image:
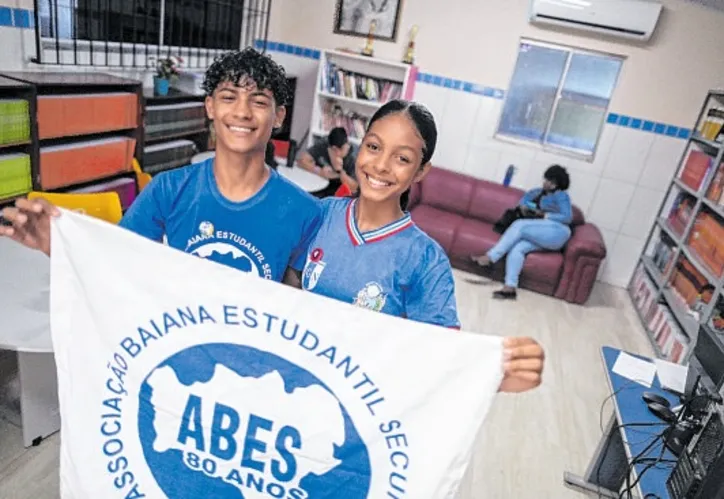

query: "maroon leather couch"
xmin=408 ymin=167 xmax=607 ymax=304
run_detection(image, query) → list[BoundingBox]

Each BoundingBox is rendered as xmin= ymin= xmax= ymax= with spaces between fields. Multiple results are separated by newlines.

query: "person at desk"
xmin=0 ymin=47 xmax=321 ymax=285
xmin=298 ymin=127 xmax=359 ymax=197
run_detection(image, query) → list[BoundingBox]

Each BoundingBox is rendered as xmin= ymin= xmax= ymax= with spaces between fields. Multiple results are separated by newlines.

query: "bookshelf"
xmin=0 ymin=76 xmax=35 ymax=204
xmin=0 ymin=72 xmax=143 ymax=210
xmin=309 ymin=49 xmax=418 ymax=149
xmin=142 ymin=88 xmax=210 ymax=175
xmin=630 ymin=89 xmax=724 ymax=365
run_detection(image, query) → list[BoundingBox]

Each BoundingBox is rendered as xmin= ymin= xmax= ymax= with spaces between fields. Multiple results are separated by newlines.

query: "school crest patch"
xmin=302 ymin=248 xmax=326 ymax=291
xmin=353 ymin=282 xmax=387 ymax=312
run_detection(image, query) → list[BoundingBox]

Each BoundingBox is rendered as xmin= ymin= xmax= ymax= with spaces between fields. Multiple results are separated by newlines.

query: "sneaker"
xmin=492 ymin=289 xmax=517 ymax=300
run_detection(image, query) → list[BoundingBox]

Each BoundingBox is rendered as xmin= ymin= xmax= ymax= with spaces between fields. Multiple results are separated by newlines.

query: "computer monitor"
xmin=694 ymin=325 xmax=724 ymax=392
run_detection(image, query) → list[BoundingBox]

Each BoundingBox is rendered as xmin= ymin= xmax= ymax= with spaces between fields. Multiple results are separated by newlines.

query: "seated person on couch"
xmin=298 ymin=127 xmax=358 ymax=197
xmin=471 ymin=165 xmax=573 ymax=300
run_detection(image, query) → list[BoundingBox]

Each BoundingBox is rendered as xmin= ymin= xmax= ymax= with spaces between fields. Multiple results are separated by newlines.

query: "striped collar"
xmin=345 ymin=198 xmax=414 ymax=246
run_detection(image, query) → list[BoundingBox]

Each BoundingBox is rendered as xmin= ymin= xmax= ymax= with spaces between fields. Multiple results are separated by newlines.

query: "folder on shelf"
xmin=38 ymin=92 xmax=138 ymax=139
xmin=0 ymin=99 xmax=30 ymax=145
xmin=0 ymin=153 xmax=31 ymax=200
xmin=40 ymin=137 xmax=136 ymax=190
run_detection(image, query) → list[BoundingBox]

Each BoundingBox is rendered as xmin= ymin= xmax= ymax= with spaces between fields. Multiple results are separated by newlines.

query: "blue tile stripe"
xmin=259 ymin=39 xmax=691 ymax=140
xmin=255 ymin=39 xmax=320 ymax=60
xmin=606 ymin=112 xmax=691 ymax=139
xmin=0 ymin=7 xmax=34 ymax=29
xmin=417 ymin=71 xmax=506 ymax=100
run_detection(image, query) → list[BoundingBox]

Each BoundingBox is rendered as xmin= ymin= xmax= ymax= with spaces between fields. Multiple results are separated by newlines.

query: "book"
xmin=318 ymin=100 xmax=369 ymax=141
xmin=321 ymin=61 xmax=402 ymax=103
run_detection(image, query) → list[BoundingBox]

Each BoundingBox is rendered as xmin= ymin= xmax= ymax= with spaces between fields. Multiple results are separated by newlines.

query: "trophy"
xmin=402 ymin=25 xmax=419 ymax=65
xmin=361 ymin=20 xmax=377 ymax=57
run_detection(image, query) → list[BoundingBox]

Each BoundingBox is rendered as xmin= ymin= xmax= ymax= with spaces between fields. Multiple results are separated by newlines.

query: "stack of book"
xmin=687 ymin=211 xmax=724 ymax=277
xmin=652 ymin=235 xmax=676 ymax=275
xmin=670 ymin=256 xmax=710 ymax=308
xmin=699 ymin=106 xmax=724 ymax=142
xmin=318 ymin=101 xmax=368 ymax=141
xmin=668 ymin=193 xmax=697 ymax=236
xmin=631 ymin=263 xmax=658 ymax=317
xmin=631 ymin=264 xmax=691 ymax=363
xmin=679 ymin=149 xmax=714 ymax=192
xmin=321 ymin=61 xmax=402 ymax=103
xmin=0 ymin=99 xmax=30 ymax=145
xmin=0 ymin=153 xmax=31 ymax=200
xmin=145 ymin=102 xmax=207 ymax=142
xmin=143 ymin=140 xmax=197 ymax=175
xmin=706 ymin=162 xmax=724 ymax=208
xmin=647 ymin=303 xmax=691 ymax=363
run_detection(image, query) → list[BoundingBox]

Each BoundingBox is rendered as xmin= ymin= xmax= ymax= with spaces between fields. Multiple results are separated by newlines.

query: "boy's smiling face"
xmin=205 ymin=78 xmax=286 ymax=155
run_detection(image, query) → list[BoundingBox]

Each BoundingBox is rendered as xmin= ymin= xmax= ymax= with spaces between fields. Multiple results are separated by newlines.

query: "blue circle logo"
xmin=137 ymin=343 xmax=371 ymax=498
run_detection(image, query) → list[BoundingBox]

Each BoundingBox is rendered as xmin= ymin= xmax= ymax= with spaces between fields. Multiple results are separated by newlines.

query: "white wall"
xmin=268 ymin=0 xmax=724 ymax=126
xmin=263 ymin=0 xmax=724 ymax=288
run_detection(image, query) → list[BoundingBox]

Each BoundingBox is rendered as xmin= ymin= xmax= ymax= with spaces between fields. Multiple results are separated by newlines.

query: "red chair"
xmin=271 ymin=139 xmax=290 ymax=159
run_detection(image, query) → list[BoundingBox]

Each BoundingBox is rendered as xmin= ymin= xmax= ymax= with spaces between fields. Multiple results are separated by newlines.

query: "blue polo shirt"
xmin=301 ymin=197 xmax=460 ymax=328
xmin=120 ymin=159 xmax=322 ymax=282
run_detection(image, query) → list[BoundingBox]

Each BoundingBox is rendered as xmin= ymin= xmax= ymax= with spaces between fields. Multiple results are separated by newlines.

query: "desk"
xmin=276 ymin=163 xmax=330 ymax=193
xmin=564 ymin=346 xmax=678 ymax=498
xmin=188 ymin=151 xmax=330 ymax=193
xmin=0 ymin=238 xmax=59 ymax=447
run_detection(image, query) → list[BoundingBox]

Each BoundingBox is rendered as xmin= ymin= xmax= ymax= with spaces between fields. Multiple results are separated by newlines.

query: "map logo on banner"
xmin=50 ymin=211 xmax=503 ymax=499
xmin=138 ymin=343 xmax=371 ymax=498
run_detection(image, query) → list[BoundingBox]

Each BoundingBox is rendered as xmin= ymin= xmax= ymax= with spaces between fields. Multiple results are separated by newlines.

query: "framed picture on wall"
xmin=334 ymin=0 xmax=403 ymax=42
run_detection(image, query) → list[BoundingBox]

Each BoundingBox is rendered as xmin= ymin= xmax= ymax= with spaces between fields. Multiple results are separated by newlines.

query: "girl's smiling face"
xmin=355 ymin=112 xmax=431 ymax=205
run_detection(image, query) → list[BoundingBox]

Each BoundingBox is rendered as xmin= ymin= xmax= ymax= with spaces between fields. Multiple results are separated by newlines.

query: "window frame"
xmin=34 ymin=0 xmax=266 ymax=68
xmin=494 ymin=38 xmax=625 ymax=162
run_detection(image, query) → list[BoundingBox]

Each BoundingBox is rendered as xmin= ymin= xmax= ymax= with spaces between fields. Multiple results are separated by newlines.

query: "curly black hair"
xmin=544 ymin=164 xmax=571 ymax=191
xmin=202 ymin=47 xmax=291 ymax=106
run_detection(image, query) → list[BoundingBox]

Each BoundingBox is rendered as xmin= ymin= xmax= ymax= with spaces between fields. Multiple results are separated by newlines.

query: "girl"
xmin=297 ymin=99 xmax=545 ymax=393
xmin=471 ymin=165 xmax=573 ymax=300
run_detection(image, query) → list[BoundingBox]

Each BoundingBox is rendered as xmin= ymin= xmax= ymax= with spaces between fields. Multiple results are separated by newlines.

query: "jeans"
xmin=487 ymin=219 xmax=571 ymax=288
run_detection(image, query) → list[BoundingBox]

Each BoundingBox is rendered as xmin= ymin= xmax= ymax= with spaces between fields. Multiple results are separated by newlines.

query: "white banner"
xmin=49 ymin=210 xmax=503 ymax=499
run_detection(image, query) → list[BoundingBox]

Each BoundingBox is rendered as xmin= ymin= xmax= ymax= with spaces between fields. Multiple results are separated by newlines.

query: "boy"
xmin=298 ymin=127 xmax=358 ymax=198
xmin=0 ymin=48 xmax=321 ymax=285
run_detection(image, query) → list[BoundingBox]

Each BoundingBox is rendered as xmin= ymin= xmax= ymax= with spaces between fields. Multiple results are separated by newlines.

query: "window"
xmin=36 ymin=0 xmax=269 ymax=67
xmin=497 ymin=40 xmax=623 ymax=158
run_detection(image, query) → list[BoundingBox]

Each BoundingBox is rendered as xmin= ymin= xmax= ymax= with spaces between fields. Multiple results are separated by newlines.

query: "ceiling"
xmin=681 ymin=0 xmax=724 ymax=12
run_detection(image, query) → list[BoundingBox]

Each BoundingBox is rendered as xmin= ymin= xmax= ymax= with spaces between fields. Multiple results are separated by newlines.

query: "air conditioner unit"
xmin=529 ymin=0 xmax=663 ymax=42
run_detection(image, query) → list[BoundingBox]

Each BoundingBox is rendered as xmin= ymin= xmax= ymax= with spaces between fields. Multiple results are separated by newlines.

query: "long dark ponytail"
xmin=364 ymin=99 xmax=438 ymax=210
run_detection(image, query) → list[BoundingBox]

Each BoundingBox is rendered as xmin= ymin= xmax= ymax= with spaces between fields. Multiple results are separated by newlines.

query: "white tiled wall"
xmin=411 ymin=81 xmax=687 ymax=289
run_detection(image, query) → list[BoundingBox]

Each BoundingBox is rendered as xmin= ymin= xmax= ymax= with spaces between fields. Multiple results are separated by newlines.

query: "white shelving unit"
xmin=308 ymin=49 xmax=418 ymax=149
